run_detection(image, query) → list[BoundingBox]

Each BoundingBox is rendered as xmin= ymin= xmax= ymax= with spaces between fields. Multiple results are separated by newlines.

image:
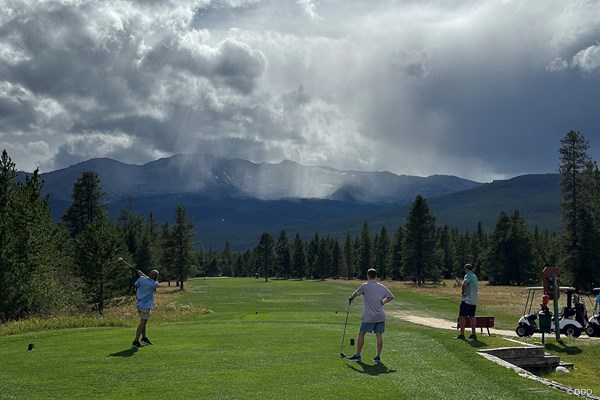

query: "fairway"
xmin=0 ymin=278 xmax=573 ymax=399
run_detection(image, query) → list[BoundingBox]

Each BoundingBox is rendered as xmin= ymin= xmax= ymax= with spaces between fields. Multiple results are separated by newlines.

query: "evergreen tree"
xmin=170 ymin=205 xmax=196 ymax=290
xmin=472 ymin=222 xmax=487 ymax=279
xmin=438 ymin=226 xmax=456 ymax=278
xmin=159 ymin=222 xmax=176 ymax=284
xmin=221 ymin=242 xmax=234 ymax=277
xmin=73 ymin=214 xmax=129 ymax=314
xmin=291 ymin=233 xmax=306 ymax=279
xmin=454 ymin=231 xmax=473 ymax=278
xmin=485 ymin=211 xmax=534 ymax=285
xmin=306 ymin=233 xmax=320 ymax=279
xmin=558 ymin=130 xmax=595 ymax=289
xmin=390 ymin=226 xmax=404 ymax=280
xmin=62 ymin=171 xmax=107 ymax=237
xmin=374 ymin=227 xmax=390 ymax=279
xmin=255 ymin=232 xmax=275 ymax=282
xmin=343 ymin=231 xmax=355 ymax=279
xmin=402 ymin=195 xmax=441 ymax=285
xmin=331 ymin=239 xmax=341 ymax=278
xmin=358 ymin=223 xmax=372 ymax=279
xmin=0 ymin=159 xmax=79 ymax=320
xmin=275 ymin=231 xmax=291 ymax=279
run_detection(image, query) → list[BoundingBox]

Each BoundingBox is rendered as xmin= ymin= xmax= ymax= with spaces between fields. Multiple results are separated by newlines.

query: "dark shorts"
xmin=459 ymin=301 xmax=477 ymax=317
xmin=359 ymin=321 xmax=385 ymax=333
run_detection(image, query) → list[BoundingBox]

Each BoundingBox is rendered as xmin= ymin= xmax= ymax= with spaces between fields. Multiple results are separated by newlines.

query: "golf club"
xmin=117 ymin=257 xmax=138 ymax=272
xmin=340 ymin=299 xmax=352 ymax=358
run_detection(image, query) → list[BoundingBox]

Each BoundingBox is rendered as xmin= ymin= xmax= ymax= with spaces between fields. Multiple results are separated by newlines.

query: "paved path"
xmin=391 ymin=312 xmax=599 ymax=340
xmin=391 ymin=313 xmax=517 ymax=336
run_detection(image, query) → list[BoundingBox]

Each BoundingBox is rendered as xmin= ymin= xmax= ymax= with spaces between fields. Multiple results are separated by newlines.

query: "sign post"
xmin=552 ymin=275 xmax=560 ymax=341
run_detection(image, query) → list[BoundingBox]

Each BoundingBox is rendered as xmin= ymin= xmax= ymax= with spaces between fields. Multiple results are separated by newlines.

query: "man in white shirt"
xmin=347 ymin=268 xmax=394 ymax=364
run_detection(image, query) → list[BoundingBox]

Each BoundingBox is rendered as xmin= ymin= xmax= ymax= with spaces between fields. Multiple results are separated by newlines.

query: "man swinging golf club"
xmin=132 ymin=268 xmax=160 ymax=348
xmin=347 ymin=268 xmax=394 ymax=364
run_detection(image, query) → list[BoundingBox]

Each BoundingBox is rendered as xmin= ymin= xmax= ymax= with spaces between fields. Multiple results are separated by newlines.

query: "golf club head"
xmin=117 ymin=257 xmax=123 ymax=262
xmin=340 ymin=352 xmax=346 ymax=358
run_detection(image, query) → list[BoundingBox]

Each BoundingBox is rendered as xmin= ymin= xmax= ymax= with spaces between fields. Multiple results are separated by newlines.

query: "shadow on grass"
xmin=467 ymin=338 xmax=489 ymax=349
xmin=345 ymin=362 xmax=397 ymax=376
xmin=545 ymin=341 xmax=582 ymax=355
xmin=109 ymin=347 xmax=139 ymax=357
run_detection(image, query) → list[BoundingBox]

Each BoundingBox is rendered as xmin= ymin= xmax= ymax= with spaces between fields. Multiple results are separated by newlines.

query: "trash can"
xmin=538 ymin=311 xmax=552 ymax=333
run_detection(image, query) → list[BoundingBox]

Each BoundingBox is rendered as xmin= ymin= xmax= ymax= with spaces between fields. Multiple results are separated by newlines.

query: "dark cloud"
xmin=0 ymin=0 xmax=599 ymax=181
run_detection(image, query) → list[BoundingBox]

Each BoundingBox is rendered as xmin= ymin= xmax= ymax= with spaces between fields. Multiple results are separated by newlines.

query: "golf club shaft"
xmin=118 ymin=258 xmax=138 ymax=272
xmin=340 ymin=301 xmax=351 ymax=356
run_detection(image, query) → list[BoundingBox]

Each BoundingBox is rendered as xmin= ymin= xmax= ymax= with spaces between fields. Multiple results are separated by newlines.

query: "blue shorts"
xmin=459 ymin=301 xmax=477 ymax=317
xmin=360 ymin=321 xmax=385 ymax=333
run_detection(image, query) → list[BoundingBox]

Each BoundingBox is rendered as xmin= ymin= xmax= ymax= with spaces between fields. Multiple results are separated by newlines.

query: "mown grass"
xmin=0 ymin=278 xmax=595 ymax=399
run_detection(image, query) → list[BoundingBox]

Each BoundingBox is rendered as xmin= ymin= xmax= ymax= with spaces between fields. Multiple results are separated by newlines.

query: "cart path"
xmin=390 ymin=312 xmax=517 ymax=336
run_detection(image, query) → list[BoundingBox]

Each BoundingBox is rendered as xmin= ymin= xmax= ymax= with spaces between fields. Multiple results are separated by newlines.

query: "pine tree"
xmin=559 ymin=130 xmax=595 ymax=289
xmin=358 ymin=223 xmax=372 ymax=279
xmin=402 ymin=195 xmax=441 ymax=285
xmin=343 ymin=231 xmax=355 ymax=279
xmin=74 ymin=214 xmax=128 ymax=314
xmin=275 ymin=231 xmax=291 ymax=279
xmin=390 ymin=226 xmax=404 ymax=280
xmin=255 ymin=232 xmax=275 ymax=282
xmin=171 ymin=205 xmax=196 ymax=290
xmin=374 ymin=227 xmax=390 ymax=279
xmin=291 ymin=233 xmax=306 ymax=279
xmin=62 ymin=171 xmax=107 ymax=237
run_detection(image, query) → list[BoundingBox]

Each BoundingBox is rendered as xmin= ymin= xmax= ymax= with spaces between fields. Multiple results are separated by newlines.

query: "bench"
xmin=455 ymin=316 xmax=495 ymax=336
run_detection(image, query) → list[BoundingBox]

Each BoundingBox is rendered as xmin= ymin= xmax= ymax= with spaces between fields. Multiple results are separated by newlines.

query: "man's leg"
xmin=375 ymin=332 xmax=383 ymax=357
xmin=135 ymin=319 xmax=147 ymax=342
xmin=356 ymin=331 xmax=366 ymax=355
xmin=459 ymin=316 xmax=466 ymax=335
xmin=469 ymin=316 xmax=476 ymax=336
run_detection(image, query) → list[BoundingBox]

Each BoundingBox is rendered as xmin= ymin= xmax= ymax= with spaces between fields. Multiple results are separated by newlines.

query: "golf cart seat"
xmin=561 ymin=307 xmax=575 ymax=318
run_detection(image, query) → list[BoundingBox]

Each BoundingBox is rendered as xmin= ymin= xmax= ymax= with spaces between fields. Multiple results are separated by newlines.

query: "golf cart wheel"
xmin=563 ymin=324 xmax=580 ymax=338
xmin=516 ymin=325 xmax=531 ymax=337
xmin=585 ymin=325 xmax=597 ymax=337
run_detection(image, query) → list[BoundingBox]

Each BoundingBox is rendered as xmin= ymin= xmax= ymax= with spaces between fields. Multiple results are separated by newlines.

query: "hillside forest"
xmin=0 ymin=130 xmax=598 ymax=322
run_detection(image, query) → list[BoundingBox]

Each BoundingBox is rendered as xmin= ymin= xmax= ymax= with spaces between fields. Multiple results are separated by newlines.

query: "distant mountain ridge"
xmin=27 ymin=154 xmax=562 ymax=251
xmin=38 ymin=153 xmax=482 ymax=203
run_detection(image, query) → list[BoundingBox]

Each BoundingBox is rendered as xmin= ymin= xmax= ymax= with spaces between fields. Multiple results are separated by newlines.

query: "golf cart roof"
xmin=525 ymin=286 xmax=577 ymax=292
xmin=594 ymin=288 xmax=600 ymax=292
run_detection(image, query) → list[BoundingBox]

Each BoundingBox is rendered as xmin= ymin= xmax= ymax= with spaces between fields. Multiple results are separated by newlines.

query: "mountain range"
xmin=29 ymin=154 xmax=562 ymax=251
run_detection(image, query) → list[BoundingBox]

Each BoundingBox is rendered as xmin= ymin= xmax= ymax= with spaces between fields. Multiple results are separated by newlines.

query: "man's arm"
xmin=381 ymin=289 xmax=394 ymax=305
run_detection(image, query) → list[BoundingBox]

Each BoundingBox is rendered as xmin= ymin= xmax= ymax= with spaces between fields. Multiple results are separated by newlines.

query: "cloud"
xmin=571 ymin=43 xmax=600 ymax=72
xmin=0 ymin=0 xmax=599 ymax=182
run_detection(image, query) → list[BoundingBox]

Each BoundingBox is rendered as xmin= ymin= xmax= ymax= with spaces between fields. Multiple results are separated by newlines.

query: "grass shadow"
xmin=345 ymin=361 xmax=397 ymax=376
xmin=467 ymin=338 xmax=489 ymax=349
xmin=109 ymin=347 xmax=139 ymax=357
xmin=545 ymin=341 xmax=582 ymax=355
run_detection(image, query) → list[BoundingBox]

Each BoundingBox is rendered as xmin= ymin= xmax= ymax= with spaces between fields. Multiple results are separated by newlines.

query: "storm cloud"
xmin=0 ymin=0 xmax=599 ymax=181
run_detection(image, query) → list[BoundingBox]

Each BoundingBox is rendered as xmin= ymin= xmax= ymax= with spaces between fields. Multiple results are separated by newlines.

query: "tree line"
xmin=0 ymin=130 xmax=599 ymax=322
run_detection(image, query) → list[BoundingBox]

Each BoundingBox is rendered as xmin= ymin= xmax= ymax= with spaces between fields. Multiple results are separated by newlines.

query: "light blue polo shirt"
xmin=462 ymin=271 xmax=478 ymax=305
xmin=135 ymin=276 xmax=159 ymax=309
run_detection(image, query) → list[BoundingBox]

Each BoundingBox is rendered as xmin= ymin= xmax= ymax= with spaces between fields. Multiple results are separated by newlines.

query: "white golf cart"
xmin=586 ymin=287 xmax=600 ymax=337
xmin=515 ymin=286 xmax=585 ymax=338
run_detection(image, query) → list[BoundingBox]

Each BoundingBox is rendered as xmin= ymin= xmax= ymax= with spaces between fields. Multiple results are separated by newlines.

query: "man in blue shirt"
xmin=132 ymin=269 xmax=160 ymax=348
xmin=456 ymin=264 xmax=479 ymax=340
xmin=347 ymin=268 xmax=394 ymax=364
